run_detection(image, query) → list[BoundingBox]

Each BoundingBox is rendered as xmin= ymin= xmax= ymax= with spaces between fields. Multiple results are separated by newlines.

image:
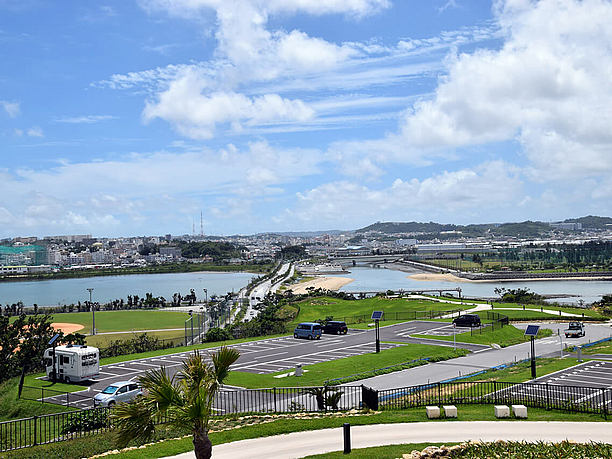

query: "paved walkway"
xmin=163 ymin=421 xmax=612 ymax=459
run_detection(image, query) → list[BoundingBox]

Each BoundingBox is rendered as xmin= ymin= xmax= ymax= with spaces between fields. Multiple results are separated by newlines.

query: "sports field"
xmin=46 ymin=310 xmax=189 ymax=334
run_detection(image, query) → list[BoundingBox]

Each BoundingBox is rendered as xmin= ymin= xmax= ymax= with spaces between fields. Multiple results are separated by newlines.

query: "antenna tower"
xmin=200 ymin=211 xmax=204 ymax=236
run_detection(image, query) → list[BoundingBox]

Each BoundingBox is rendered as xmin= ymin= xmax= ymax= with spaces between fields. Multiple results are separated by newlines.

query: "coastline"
xmin=288 ymin=276 xmax=354 ymax=294
xmin=408 ymin=272 xmax=612 ymax=283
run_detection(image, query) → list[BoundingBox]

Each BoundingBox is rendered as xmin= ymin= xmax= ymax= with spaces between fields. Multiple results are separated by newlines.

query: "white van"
xmin=44 ymin=344 xmax=100 ymax=383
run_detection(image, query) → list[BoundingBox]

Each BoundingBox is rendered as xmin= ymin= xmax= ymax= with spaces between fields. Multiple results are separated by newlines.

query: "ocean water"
xmin=332 ymin=267 xmax=612 ymax=304
xmin=0 ymin=271 xmax=257 ymax=307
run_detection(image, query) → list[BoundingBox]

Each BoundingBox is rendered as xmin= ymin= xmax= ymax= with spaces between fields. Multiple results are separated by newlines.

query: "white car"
xmin=94 ymin=381 xmax=142 ymax=407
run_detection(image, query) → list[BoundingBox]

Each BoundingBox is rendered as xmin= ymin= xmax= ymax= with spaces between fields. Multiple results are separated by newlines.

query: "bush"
xmin=60 ymin=409 xmax=109 ymax=435
xmin=206 ymin=327 xmax=231 ymax=342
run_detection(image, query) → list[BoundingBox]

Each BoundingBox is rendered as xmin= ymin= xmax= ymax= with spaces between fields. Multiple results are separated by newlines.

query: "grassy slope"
xmin=291 ymin=297 xmax=471 ymax=327
xmin=225 ymin=344 xmax=467 ymax=388
xmin=412 ymin=324 xmax=553 ymax=347
xmin=0 ymin=377 xmax=77 ymax=422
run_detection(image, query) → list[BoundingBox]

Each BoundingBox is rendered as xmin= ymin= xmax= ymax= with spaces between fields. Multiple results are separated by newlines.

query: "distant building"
xmin=159 ymin=246 xmax=182 ymax=258
xmin=550 ymin=222 xmax=582 ymax=231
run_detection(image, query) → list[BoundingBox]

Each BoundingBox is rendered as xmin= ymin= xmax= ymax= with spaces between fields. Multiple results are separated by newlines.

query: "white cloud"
xmin=0 ymin=140 xmax=323 ymax=236
xmin=1 ymin=100 xmax=20 ymax=117
xmin=143 ymin=70 xmax=314 ymax=138
xmin=54 ymin=115 xmax=117 ymax=124
xmin=394 ymin=0 xmax=612 ymax=181
xmin=26 ymin=126 xmax=43 ymax=137
xmin=286 ymin=161 xmax=523 ymax=226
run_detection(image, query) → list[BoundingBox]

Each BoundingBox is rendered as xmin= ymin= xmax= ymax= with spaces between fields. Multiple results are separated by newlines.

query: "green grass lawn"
xmin=575 ymin=339 xmax=612 ymax=354
xmin=45 ymin=310 xmax=189 ymax=334
xmin=0 ymin=377 xmax=78 ymax=422
xmin=412 ymin=324 xmax=553 ymax=347
xmin=85 ymin=329 xmax=185 ymax=348
xmin=225 ymin=344 xmax=467 ymax=388
xmin=290 ymin=296 xmax=472 ymax=327
xmin=489 ymin=303 xmax=605 ymax=319
xmin=461 ymin=357 xmax=580 ymax=383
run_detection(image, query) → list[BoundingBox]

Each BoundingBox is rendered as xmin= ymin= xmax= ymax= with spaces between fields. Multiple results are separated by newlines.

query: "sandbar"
xmin=288 ymin=276 xmax=354 ymax=294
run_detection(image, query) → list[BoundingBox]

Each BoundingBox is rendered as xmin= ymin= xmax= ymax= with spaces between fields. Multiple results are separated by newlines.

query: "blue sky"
xmin=1 ymin=0 xmax=612 ymax=237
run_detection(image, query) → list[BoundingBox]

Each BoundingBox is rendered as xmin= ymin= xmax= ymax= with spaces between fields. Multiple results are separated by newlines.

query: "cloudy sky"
xmin=1 ymin=0 xmax=611 ymax=237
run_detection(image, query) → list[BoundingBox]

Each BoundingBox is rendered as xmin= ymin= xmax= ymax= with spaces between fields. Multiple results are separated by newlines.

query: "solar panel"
xmin=524 ymin=325 xmax=540 ymax=336
xmin=371 ymin=311 xmax=384 ymax=320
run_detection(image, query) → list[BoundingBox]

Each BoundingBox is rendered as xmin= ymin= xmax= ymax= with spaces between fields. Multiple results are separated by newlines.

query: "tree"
xmin=112 ymin=347 xmax=240 ymax=459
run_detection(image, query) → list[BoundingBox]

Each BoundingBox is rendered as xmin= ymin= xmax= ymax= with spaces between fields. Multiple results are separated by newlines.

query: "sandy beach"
xmin=408 ymin=273 xmax=612 ymax=283
xmin=288 ymin=276 xmax=354 ymax=294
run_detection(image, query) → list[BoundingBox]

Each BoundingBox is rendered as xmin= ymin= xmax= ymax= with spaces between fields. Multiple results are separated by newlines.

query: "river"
xmin=0 ymin=271 xmax=257 ymax=307
xmin=332 ymin=267 xmax=612 ymax=304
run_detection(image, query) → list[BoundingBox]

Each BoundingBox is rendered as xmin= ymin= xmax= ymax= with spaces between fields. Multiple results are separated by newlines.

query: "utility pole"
xmin=87 ymin=288 xmax=95 ymax=335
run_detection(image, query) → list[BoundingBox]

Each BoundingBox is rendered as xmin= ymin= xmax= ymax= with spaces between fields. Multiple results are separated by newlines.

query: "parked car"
xmin=94 ymin=381 xmax=142 ymax=407
xmin=323 ymin=321 xmax=348 ymax=335
xmin=452 ymin=314 xmax=481 ymax=328
xmin=565 ymin=322 xmax=586 ymax=338
xmin=294 ymin=322 xmax=322 ymax=340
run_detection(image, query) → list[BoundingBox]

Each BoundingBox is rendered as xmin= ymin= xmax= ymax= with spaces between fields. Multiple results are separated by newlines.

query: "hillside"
xmin=356 ymin=216 xmax=610 ymax=237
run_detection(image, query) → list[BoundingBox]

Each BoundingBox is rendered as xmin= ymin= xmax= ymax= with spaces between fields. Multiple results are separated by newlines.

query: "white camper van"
xmin=44 ymin=344 xmax=100 ymax=383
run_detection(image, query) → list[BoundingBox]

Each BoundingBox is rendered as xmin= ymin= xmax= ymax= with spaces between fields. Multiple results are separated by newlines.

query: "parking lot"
xmin=37 ymin=319 xmax=498 ymax=409
xmin=38 ymin=327 xmax=402 ymax=408
xmin=494 ymin=360 xmax=612 ymax=411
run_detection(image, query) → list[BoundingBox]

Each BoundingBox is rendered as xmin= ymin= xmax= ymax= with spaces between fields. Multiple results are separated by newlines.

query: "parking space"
xmin=532 ymin=360 xmax=612 ymax=388
xmin=492 ymin=361 xmax=612 ymax=411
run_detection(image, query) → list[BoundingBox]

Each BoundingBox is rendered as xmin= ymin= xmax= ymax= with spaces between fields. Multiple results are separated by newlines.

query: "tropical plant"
xmin=111 ymin=347 xmax=240 ymax=459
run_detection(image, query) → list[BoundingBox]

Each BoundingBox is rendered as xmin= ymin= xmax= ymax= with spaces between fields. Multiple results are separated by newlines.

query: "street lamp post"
xmin=87 ymin=288 xmax=95 ymax=335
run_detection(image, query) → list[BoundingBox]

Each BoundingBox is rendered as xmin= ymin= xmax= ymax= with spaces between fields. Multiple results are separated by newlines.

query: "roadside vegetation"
xmin=305 ymin=441 xmax=612 ymax=459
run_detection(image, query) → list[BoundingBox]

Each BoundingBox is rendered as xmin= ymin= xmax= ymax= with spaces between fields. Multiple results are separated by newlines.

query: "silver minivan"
xmin=94 ymin=381 xmax=142 ymax=407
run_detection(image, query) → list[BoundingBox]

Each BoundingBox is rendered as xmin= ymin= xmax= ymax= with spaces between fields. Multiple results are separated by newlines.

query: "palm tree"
xmin=111 ymin=347 xmax=240 ymax=459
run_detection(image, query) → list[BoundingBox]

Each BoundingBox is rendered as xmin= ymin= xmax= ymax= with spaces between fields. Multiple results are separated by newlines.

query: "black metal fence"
xmin=378 ymin=380 xmax=611 ymax=416
xmin=19 ymin=385 xmax=97 ymax=409
xmin=0 ymin=407 xmax=110 ymax=452
xmin=4 ymin=381 xmax=611 ymax=452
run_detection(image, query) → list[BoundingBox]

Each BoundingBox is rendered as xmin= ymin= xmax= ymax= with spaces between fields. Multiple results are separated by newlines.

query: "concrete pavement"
xmin=163 ymin=421 xmax=612 ymax=459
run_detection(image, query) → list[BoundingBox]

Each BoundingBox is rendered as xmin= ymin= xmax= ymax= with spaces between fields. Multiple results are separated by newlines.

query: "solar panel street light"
xmin=371 ymin=311 xmax=384 ymax=353
xmin=524 ymin=324 xmax=540 ymax=379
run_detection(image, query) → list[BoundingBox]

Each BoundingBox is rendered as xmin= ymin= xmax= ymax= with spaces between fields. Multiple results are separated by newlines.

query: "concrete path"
xmin=163 ymin=421 xmax=612 ymax=459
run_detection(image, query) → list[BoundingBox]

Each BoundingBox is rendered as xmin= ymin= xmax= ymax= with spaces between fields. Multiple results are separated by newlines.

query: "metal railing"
xmin=378 ymin=380 xmax=611 ymax=416
xmin=4 ymin=381 xmax=610 ymax=452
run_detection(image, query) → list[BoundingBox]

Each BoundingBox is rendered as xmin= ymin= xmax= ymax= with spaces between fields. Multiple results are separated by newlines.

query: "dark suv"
xmin=322 ymin=321 xmax=348 ymax=335
xmin=452 ymin=314 xmax=481 ymax=328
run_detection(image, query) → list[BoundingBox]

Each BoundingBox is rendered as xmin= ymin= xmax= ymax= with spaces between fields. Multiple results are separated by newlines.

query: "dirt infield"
xmin=51 ymin=322 xmax=85 ymax=334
